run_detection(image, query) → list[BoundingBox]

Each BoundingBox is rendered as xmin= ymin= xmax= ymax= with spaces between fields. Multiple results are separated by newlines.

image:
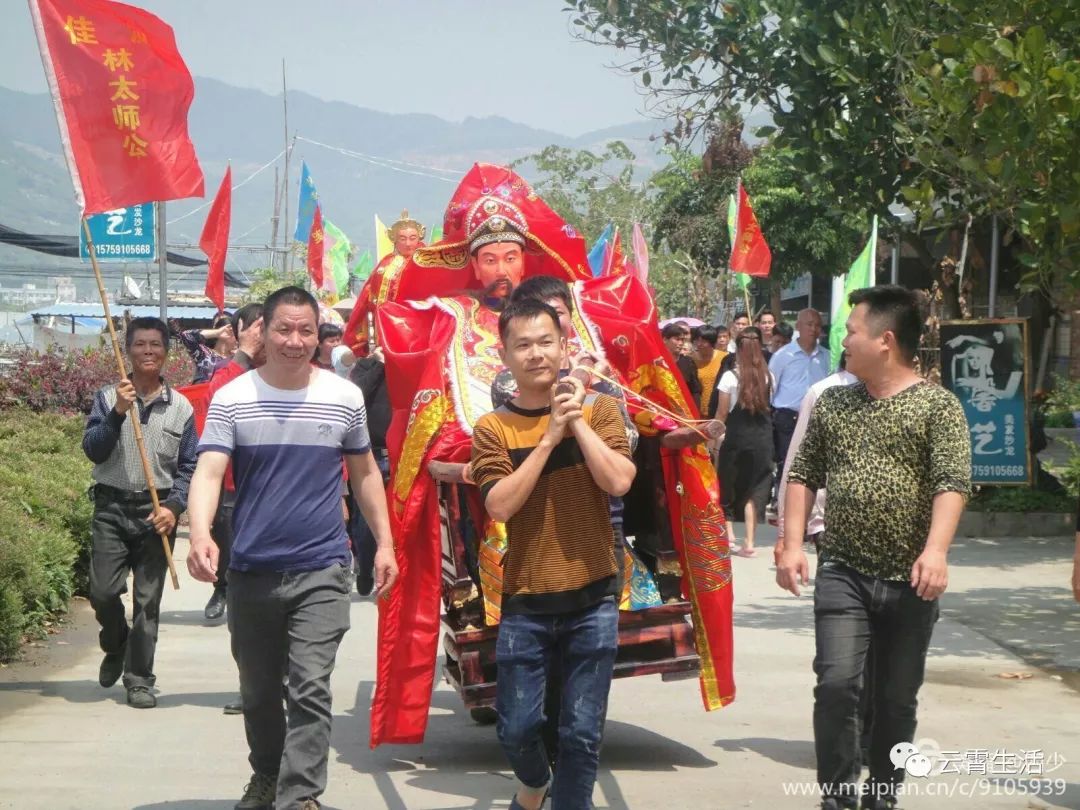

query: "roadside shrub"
xmin=0 ymin=344 xmax=194 ymax=413
xmin=967 ymin=486 xmax=1076 ymax=513
xmin=0 ymin=409 xmax=92 ymax=660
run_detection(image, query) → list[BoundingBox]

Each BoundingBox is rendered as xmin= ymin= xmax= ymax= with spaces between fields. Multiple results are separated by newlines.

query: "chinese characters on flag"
xmin=28 ymin=0 xmax=204 ymax=214
xmin=729 ymin=183 xmax=772 ymax=278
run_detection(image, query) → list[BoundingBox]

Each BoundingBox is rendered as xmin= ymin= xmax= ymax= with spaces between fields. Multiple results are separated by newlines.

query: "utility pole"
xmin=156 ymin=201 xmax=167 ymax=320
xmin=282 ymin=59 xmax=292 ymax=275
xmin=270 ymin=166 xmax=281 ymax=271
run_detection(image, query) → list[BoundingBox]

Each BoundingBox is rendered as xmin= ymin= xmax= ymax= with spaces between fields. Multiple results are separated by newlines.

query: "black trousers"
xmin=772 ymin=406 xmax=800 ymax=467
xmin=212 ymin=488 xmax=236 ymax=590
xmin=88 ymin=488 xmax=176 ymax=689
xmin=813 ymin=561 xmax=938 ymax=807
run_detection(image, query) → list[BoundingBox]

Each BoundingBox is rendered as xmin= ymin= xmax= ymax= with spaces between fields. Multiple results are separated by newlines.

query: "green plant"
xmin=966 ymin=486 xmax=1076 ymax=513
xmin=1046 ymin=378 xmax=1080 ymax=415
xmin=0 ymin=345 xmax=193 ymax=413
xmin=1044 ymin=410 xmax=1078 ymax=428
xmin=1057 ymin=438 xmax=1080 ymax=499
xmin=0 ymin=409 xmax=93 ymax=660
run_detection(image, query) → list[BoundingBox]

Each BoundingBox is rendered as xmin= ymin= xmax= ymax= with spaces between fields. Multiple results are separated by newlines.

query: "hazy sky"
xmin=2 ymin=0 xmax=650 ymax=136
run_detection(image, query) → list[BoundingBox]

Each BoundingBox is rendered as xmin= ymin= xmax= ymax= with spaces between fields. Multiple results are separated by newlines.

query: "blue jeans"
xmin=496 ymin=597 xmax=618 ymax=810
xmin=813 ymin=561 xmax=939 ymax=807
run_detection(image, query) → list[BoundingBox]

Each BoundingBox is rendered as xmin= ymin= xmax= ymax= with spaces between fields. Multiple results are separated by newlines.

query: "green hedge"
xmin=0 ymin=409 xmax=93 ymax=661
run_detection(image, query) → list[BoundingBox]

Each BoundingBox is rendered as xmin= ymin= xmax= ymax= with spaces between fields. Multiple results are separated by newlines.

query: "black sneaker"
xmin=98 ymin=651 xmax=124 ymax=688
xmin=223 ymin=697 xmax=243 ymax=715
xmin=126 ymin=685 xmax=156 ymax=709
xmin=235 ymin=772 xmax=277 ymax=810
xmin=204 ymin=587 xmax=227 ymax=620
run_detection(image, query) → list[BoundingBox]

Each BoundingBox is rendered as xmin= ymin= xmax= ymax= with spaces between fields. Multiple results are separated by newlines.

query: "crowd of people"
xmin=79 ymin=173 xmax=977 ymax=810
xmin=664 ymin=307 xmax=833 ymax=558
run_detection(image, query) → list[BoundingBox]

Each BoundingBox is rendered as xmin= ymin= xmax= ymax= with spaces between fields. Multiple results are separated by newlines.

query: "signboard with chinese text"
xmin=940 ymin=319 xmax=1031 ymax=486
xmin=79 ymin=203 xmax=156 ymax=262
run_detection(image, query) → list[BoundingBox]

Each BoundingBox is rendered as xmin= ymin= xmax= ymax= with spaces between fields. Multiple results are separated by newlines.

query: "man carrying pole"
xmin=82 ymin=316 xmax=197 ymax=708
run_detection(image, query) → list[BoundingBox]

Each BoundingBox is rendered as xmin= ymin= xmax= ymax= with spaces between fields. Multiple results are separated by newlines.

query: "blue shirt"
xmin=768 ymin=341 xmax=831 ymax=411
xmin=199 ymin=369 xmax=371 ymax=572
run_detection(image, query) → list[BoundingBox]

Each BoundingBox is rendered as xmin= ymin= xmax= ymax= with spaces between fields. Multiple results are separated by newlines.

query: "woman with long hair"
xmin=714 ymin=326 xmax=775 ymax=557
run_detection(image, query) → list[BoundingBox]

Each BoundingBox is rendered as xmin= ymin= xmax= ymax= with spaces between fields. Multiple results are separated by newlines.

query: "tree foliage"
xmin=511 ymin=141 xmax=649 ymax=241
xmin=568 ymin=0 xmax=1080 ymax=289
xmin=242 ymin=264 xmax=309 ymax=305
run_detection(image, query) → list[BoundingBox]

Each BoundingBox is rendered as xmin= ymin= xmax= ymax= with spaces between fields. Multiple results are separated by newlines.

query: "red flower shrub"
xmin=0 ymin=345 xmax=195 ymax=414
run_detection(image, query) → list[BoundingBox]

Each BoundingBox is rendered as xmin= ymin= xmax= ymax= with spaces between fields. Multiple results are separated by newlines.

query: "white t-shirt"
xmin=716 ymin=369 xmax=776 ymax=414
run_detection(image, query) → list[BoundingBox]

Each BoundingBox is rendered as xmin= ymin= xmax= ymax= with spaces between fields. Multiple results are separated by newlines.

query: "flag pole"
xmin=81 ymin=217 xmax=180 ymax=590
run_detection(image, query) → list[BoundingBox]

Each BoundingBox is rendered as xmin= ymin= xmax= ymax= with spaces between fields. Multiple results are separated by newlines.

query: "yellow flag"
xmin=375 ymin=215 xmax=393 ymax=263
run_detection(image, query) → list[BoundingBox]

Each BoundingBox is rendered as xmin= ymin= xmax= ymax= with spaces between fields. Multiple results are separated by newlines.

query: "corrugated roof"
xmin=29 ymin=303 xmax=221 ymax=319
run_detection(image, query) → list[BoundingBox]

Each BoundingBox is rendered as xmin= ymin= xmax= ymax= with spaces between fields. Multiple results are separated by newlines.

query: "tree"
xmin=650 ymin=123 xmax=866 ymax=314
xmin=511 ymin=141 xmax=650 ymax=241
xmin=517 ymin=139 xmax=730 ymax=318
xmin=567 ymin=0 xmax=1080 ymax=291
xmin=896 ymin=4 xmax=1080 ymax=289
xmin=242 ymin=265 xmax=308 ymax=304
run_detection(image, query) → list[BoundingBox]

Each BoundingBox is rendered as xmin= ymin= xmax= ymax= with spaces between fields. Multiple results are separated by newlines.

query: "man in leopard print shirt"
xmin=777 ymin=285 xmax=972 ymax=810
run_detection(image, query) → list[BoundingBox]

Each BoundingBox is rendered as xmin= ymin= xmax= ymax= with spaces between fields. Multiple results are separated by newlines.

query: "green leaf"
xmin=832 ymin=11 xmax=849 ymax=30
xmin=993 ymin=38 xmax=1015 ymax=59
xmin=935 ymin=35 xmax=959 ymax=54
xmin=1024 ymin=26 xmax=1046 ymax=56
xmin=817 ymin=44 xmax=839 ymax=65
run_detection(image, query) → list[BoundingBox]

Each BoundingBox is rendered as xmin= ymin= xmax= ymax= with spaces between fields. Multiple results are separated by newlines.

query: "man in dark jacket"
xmin=83 ymin=317 xmax=197 ymax=709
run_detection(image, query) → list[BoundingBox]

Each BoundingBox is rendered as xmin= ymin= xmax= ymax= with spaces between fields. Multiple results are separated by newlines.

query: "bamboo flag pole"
xmin=82 ymin=218 xmax=180 ymax=590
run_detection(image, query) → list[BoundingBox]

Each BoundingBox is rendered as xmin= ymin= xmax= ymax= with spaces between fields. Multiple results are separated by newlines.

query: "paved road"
xmin=2 ymin=527 xmax=1079 ymax=809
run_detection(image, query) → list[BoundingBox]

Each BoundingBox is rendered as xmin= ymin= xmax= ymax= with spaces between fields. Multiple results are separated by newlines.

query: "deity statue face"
xmin=472 ymin=242 xmax=525 ymax=298
xmin=394 ymin=226 xmax=421 ymax=260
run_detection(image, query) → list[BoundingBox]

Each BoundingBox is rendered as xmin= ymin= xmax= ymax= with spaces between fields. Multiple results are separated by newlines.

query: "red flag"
xmin=199 ymin=166 xmax=231 ymax=313
xmin=602 ymin=226 xmax=628 ymax=277
xmin=307 ymin=205 xmax=325 ymax=288
xmin=28 ymin=0 xmax=204 ymax=214
xmin=730 ymin=184 xmax=771 ymax=278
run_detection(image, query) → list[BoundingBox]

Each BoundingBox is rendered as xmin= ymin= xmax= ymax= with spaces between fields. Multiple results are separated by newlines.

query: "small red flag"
xmin=28 ymin=0 xmax=205 ymax=214
xmin=307 ymin=205 xmax=325 ymax=288
xmin=730 ymin=184 xmax=772 ymax=278
xmin=602 ymin=226 xmax=629 ymax=277
xmin=199 ymin=166 xmax=231 ymax=313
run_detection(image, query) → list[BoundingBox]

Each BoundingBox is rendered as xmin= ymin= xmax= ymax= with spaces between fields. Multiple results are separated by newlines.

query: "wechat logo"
xmin=891 ymin=739 xmax=941 ymax=778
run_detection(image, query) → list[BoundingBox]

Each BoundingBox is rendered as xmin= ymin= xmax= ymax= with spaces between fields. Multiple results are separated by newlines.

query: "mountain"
xmin=0 ymin=78 xmax=669 ymax=295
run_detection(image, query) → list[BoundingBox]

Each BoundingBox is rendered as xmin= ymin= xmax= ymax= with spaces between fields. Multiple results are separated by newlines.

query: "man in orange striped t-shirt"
xmin=471 ymin=299 xmax=635 ymax=810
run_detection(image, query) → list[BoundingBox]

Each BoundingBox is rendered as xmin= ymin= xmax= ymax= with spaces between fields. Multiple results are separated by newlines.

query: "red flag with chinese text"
xmin=602 ymin=226 xmax=630 ymax=277
xmin=199 ymin=165 xmax=231 ymax=313
xmin=28 ymin=0 xmax=204 ymax=214
xmin=307 ymin=205 xmax=325 ymax=288
xmin=729 ymin=183 xmax=771 ymax=278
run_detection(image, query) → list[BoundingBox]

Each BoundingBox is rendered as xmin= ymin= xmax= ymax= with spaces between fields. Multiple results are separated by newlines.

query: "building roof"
xmin=28 ymin=302 xmax=221 ymax=319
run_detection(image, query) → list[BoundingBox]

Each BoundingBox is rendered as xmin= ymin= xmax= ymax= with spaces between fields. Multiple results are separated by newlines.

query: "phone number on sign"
xmin=94 ymin=243 xmax=153 ymax=256
xmin=973 ymin=464 xmax=1026 ymax=478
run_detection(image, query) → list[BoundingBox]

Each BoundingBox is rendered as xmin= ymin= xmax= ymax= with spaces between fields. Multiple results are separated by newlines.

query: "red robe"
xmin=368 ymin=164 xmax=733 ymax=747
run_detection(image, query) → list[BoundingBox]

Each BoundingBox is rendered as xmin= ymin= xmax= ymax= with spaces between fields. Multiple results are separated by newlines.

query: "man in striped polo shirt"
xmin=471 ymin=299 xmax=636 ymax=810
xmin=186 ymin=286 xmax=398 ymax=810
xmin=83 ymin=316 xmax=197 ymax=710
